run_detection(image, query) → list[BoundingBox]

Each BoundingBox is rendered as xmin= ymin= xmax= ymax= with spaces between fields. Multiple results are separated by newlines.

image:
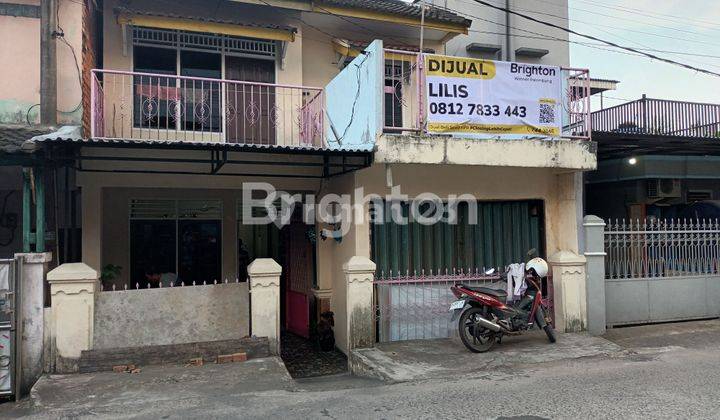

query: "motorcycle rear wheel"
xmin=543 ymin=325 xmax=557 ymax=343
xmin=458 ymin=307 xmax=496 ymax=353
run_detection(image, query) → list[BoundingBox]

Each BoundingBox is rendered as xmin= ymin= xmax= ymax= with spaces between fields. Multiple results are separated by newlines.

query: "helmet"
xmin=526 ymin=257 xmax=549 ymax=278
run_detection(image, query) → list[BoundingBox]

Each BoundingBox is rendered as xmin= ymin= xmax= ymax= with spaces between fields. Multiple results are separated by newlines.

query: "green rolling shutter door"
xmin=371 ymin=200 xmax=544 ymax=277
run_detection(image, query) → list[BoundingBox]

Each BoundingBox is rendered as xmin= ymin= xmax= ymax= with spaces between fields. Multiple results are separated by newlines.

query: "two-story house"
xmin=3 ymin=0 xmax=596 ymax=368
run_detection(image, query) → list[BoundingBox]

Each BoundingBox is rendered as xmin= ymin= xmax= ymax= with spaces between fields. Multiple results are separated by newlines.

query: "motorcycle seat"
xmin=458 ymin=284 xmax=508 ymax=299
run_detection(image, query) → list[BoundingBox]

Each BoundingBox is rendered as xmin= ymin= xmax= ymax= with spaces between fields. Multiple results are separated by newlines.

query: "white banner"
xmin=424 ymin=55 xmax=563 ymax=136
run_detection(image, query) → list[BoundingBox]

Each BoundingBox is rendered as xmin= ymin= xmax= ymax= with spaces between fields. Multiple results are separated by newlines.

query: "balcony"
xmin=379 ymin=49 xmax=592 ymax=139
xmin=90 ymin=69 xmax=325 ymax=148
xmin=592 ymin=96 xmax=720 ymax=138
xmin=324 ymin=40 xmax=595 ymax=170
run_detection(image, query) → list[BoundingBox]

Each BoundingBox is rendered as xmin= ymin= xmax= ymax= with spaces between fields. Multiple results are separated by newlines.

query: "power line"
xmin=571 ymin=0 xmax=720 ymax=31
xmin=468 ymin=0 xmax=720 ymax=78
xmin=510 ymin=2 xmax=720 ymax=48
xmin=467 ymin=30 xmax=720 ymax=59
xmin=495 ymin=3 xmax=720 ymax=70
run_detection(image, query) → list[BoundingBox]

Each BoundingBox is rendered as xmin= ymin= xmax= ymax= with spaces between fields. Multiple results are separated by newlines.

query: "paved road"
xmin=5 ymin=320 xmax=720 ymax=419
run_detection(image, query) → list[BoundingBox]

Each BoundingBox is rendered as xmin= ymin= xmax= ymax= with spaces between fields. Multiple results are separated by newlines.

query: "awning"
xmin=115 ymin=6 xmax=297 ymax=42
xmin=332 ymin=39 xmax=432 ymax=62
xmin=29 ymin=137 xmax=373 ymax=179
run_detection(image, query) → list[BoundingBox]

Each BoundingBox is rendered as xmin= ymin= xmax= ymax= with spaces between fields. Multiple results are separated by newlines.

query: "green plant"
xmin=100 ymin=264 xmax=122 ymax=282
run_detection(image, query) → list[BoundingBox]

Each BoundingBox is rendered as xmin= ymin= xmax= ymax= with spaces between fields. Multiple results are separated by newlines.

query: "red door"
xmin=282 ymin=221 xmax=313 ymax=338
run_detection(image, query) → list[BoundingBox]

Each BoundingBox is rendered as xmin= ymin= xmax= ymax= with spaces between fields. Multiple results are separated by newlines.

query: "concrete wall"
xmin=0 ymin=0 xmax=83 ymax=124
xmin=375 ymin=135 xmax=596 ymax=170
xmin=325 ymin=40 xmax=384 ymax=151
xmin=437 ymin=0 xmax=570 ymax=66
xmin=93 ymin=283 xmax=248 ymax=349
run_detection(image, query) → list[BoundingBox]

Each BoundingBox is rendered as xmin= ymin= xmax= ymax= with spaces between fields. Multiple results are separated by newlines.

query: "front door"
xmin=225 ymin=56 xmax=276 ymax=144
xmin=282 ymin=221 xmax=313 ymax=338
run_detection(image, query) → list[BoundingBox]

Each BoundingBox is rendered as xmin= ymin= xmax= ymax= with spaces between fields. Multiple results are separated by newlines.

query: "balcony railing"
xmin=381 ymin=49 xmax=592 ymax=140
xmin=91 ymin=69 xmax=325 ymax=147
xmin=591 ymin=96 xmax=720 ymax=139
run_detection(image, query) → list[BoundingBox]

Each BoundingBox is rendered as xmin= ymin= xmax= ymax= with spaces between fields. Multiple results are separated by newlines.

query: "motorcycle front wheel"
xmin=458 ymin=307 xmax=496 ymax=353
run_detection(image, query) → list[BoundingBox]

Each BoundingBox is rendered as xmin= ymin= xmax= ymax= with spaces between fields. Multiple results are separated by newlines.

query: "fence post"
xmin=248 ymin=258 xmax=281 ymax=355
xmin=47 ymin=263 xmax=98 ymax=373
xmin=583 ymin=215 xmax=607 ymax=335
xmin=548 ymin=251 xmax=587 ymax=333
xmin=343 ymin=256 xmax=376 ymax=350
xmin=14 ymin=252 xmax=51 ymax=394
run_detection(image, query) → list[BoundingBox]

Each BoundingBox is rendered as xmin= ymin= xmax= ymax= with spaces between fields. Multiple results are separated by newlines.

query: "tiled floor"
xmin=280 ymin=332 xmax=348 ymax=378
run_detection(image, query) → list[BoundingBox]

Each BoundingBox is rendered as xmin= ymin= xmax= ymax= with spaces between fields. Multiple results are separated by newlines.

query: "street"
xmin=4 ymin=320 xmax=720 ymax=419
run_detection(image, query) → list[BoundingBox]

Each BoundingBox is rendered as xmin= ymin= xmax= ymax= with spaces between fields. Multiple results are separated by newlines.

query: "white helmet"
xmin=526 ymin=257 xmax=549 ymax=278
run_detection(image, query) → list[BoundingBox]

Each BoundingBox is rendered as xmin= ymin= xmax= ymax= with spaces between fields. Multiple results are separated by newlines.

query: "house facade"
xmin=2 ymin=0 xmax=597 ymax=370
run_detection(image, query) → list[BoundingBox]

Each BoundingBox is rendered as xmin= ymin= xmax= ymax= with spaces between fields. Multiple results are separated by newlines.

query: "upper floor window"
xmin=131 ymin=27 xmax=275 ymax=133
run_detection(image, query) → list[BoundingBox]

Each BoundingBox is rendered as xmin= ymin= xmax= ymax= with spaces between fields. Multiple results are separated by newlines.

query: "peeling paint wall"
xmin=375 ymin=134 xmax=597 ymax=170
xmin=93 ymin=283 xmax=249 ymax=350
xmin=0 ymin=0 xmax=83 ymax=125
xmin=324 ymin=40 xmax=384 ymax=151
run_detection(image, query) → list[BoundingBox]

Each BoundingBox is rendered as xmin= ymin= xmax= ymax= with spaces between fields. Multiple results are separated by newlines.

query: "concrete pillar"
xmin=548 ymin=250 xmax=587 ymax=333
xmin=248 ymin=258 xmax=281 ymax=355
xmin=584 ymin=215 xmax=607 ymax=335
xmin=14 ymin=252 xmax=51 ymax=395
xmin=81 ymin=185 xmax=102 ymax=272
xmin=47 ymin=263 xmax=98 ymax=373
xmin=343 ymin=256 xmax=375 ymax=350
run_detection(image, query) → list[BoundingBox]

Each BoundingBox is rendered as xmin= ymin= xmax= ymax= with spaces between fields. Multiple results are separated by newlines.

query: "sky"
xmin=565 ymin=0 xmax=720 ymax=107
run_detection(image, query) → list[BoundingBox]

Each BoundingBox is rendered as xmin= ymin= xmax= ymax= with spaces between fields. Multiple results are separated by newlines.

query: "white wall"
xmin=435 ymin=0 xmax=570 ymax=66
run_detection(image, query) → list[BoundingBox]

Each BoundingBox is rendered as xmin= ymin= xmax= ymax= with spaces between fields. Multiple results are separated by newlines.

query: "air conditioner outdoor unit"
xmin=646 ymin=179 xmax=681 ymax=199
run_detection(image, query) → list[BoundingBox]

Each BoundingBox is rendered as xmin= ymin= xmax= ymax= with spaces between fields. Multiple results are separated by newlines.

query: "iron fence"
xmin=605 ymin=218 xmax=720 ymax=279
xmin=0 ymin=258 xmax=19 ymax=398
xmin=99 ymin=277 xmax=244 ymax=292
xmin=91 ymin=69 xmax=325 ymax=147
xmin=381 ymin=49 xmax=591 ymax=140
xmin=592 ymin=97 xmax=720 ymax=138
xmin=374 ymin=270 xmax=554 ymax=342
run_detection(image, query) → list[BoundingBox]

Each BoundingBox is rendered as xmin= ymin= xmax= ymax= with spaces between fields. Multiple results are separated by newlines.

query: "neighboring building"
xmin=2 ymin=0 xmax=598 ymax=368
xmin=587 ymin=96 xmax=720 ymax=221
xmin=429 ymin=0 xmax=570 ymax=65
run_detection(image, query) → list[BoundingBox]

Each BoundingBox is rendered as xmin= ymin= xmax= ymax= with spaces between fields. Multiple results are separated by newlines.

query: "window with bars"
xmin=370 ymin=200 xmax=545 ymax=278
xmin=384 ymin=61 xmax=409 ymax=128
xmin=132 ymin=26 xmax=276 ymax=58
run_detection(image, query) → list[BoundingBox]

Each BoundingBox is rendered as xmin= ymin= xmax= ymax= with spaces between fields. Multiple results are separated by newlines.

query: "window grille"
xmin=178 ymin=200 xmax=223 ymax=219
xmin=130 ymin=199 xmax=222 ymax=220
xmin=687 ymin=190 xmax=712 ymax=202
xmin=132 ymin=26 xmax=276 ymax=58
xmin=130 ymin=199 xmax=177 ymax=219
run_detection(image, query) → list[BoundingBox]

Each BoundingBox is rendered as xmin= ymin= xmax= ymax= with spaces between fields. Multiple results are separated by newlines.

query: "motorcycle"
xmin=449 ymin=257 xmax=556 ymax=353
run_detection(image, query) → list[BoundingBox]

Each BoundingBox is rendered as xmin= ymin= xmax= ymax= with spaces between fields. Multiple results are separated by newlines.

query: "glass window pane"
xmin=133 ymin=46 xmax=177 ymax=129
xmin=180 ymin=51 xmax=222 ymax=132
xmin=130 ymin=220 xmax=177 ymax=288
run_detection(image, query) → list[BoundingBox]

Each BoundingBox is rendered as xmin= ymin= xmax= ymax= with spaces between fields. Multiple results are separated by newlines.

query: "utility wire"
xmin=571 ymin=0 xmax=720 ymax=31
xmin=465 ymin=30 xmax=720 ymax=60
xmin=469 ymin=0 xmax=720 ymax=78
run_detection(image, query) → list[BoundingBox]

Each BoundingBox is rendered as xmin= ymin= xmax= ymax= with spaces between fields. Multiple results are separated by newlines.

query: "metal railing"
xmin=605 ymin=218 xmax=720 ymax=279
xmin=381 ymin=49 xmax=592 ymax=140
xmin=374 ymin=269 xmax=554 ymax=342
xmin=592 ymin=97 xmax=720 ymax=138
xmin=99 ymin=277 xmax=244 ymax=292
xmin=91 ymin=69 xmax=325 ymax=147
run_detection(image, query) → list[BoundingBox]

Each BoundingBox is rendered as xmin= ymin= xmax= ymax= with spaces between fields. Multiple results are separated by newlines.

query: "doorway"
xmin=281 ymin=219 xmax=314 ymax=338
